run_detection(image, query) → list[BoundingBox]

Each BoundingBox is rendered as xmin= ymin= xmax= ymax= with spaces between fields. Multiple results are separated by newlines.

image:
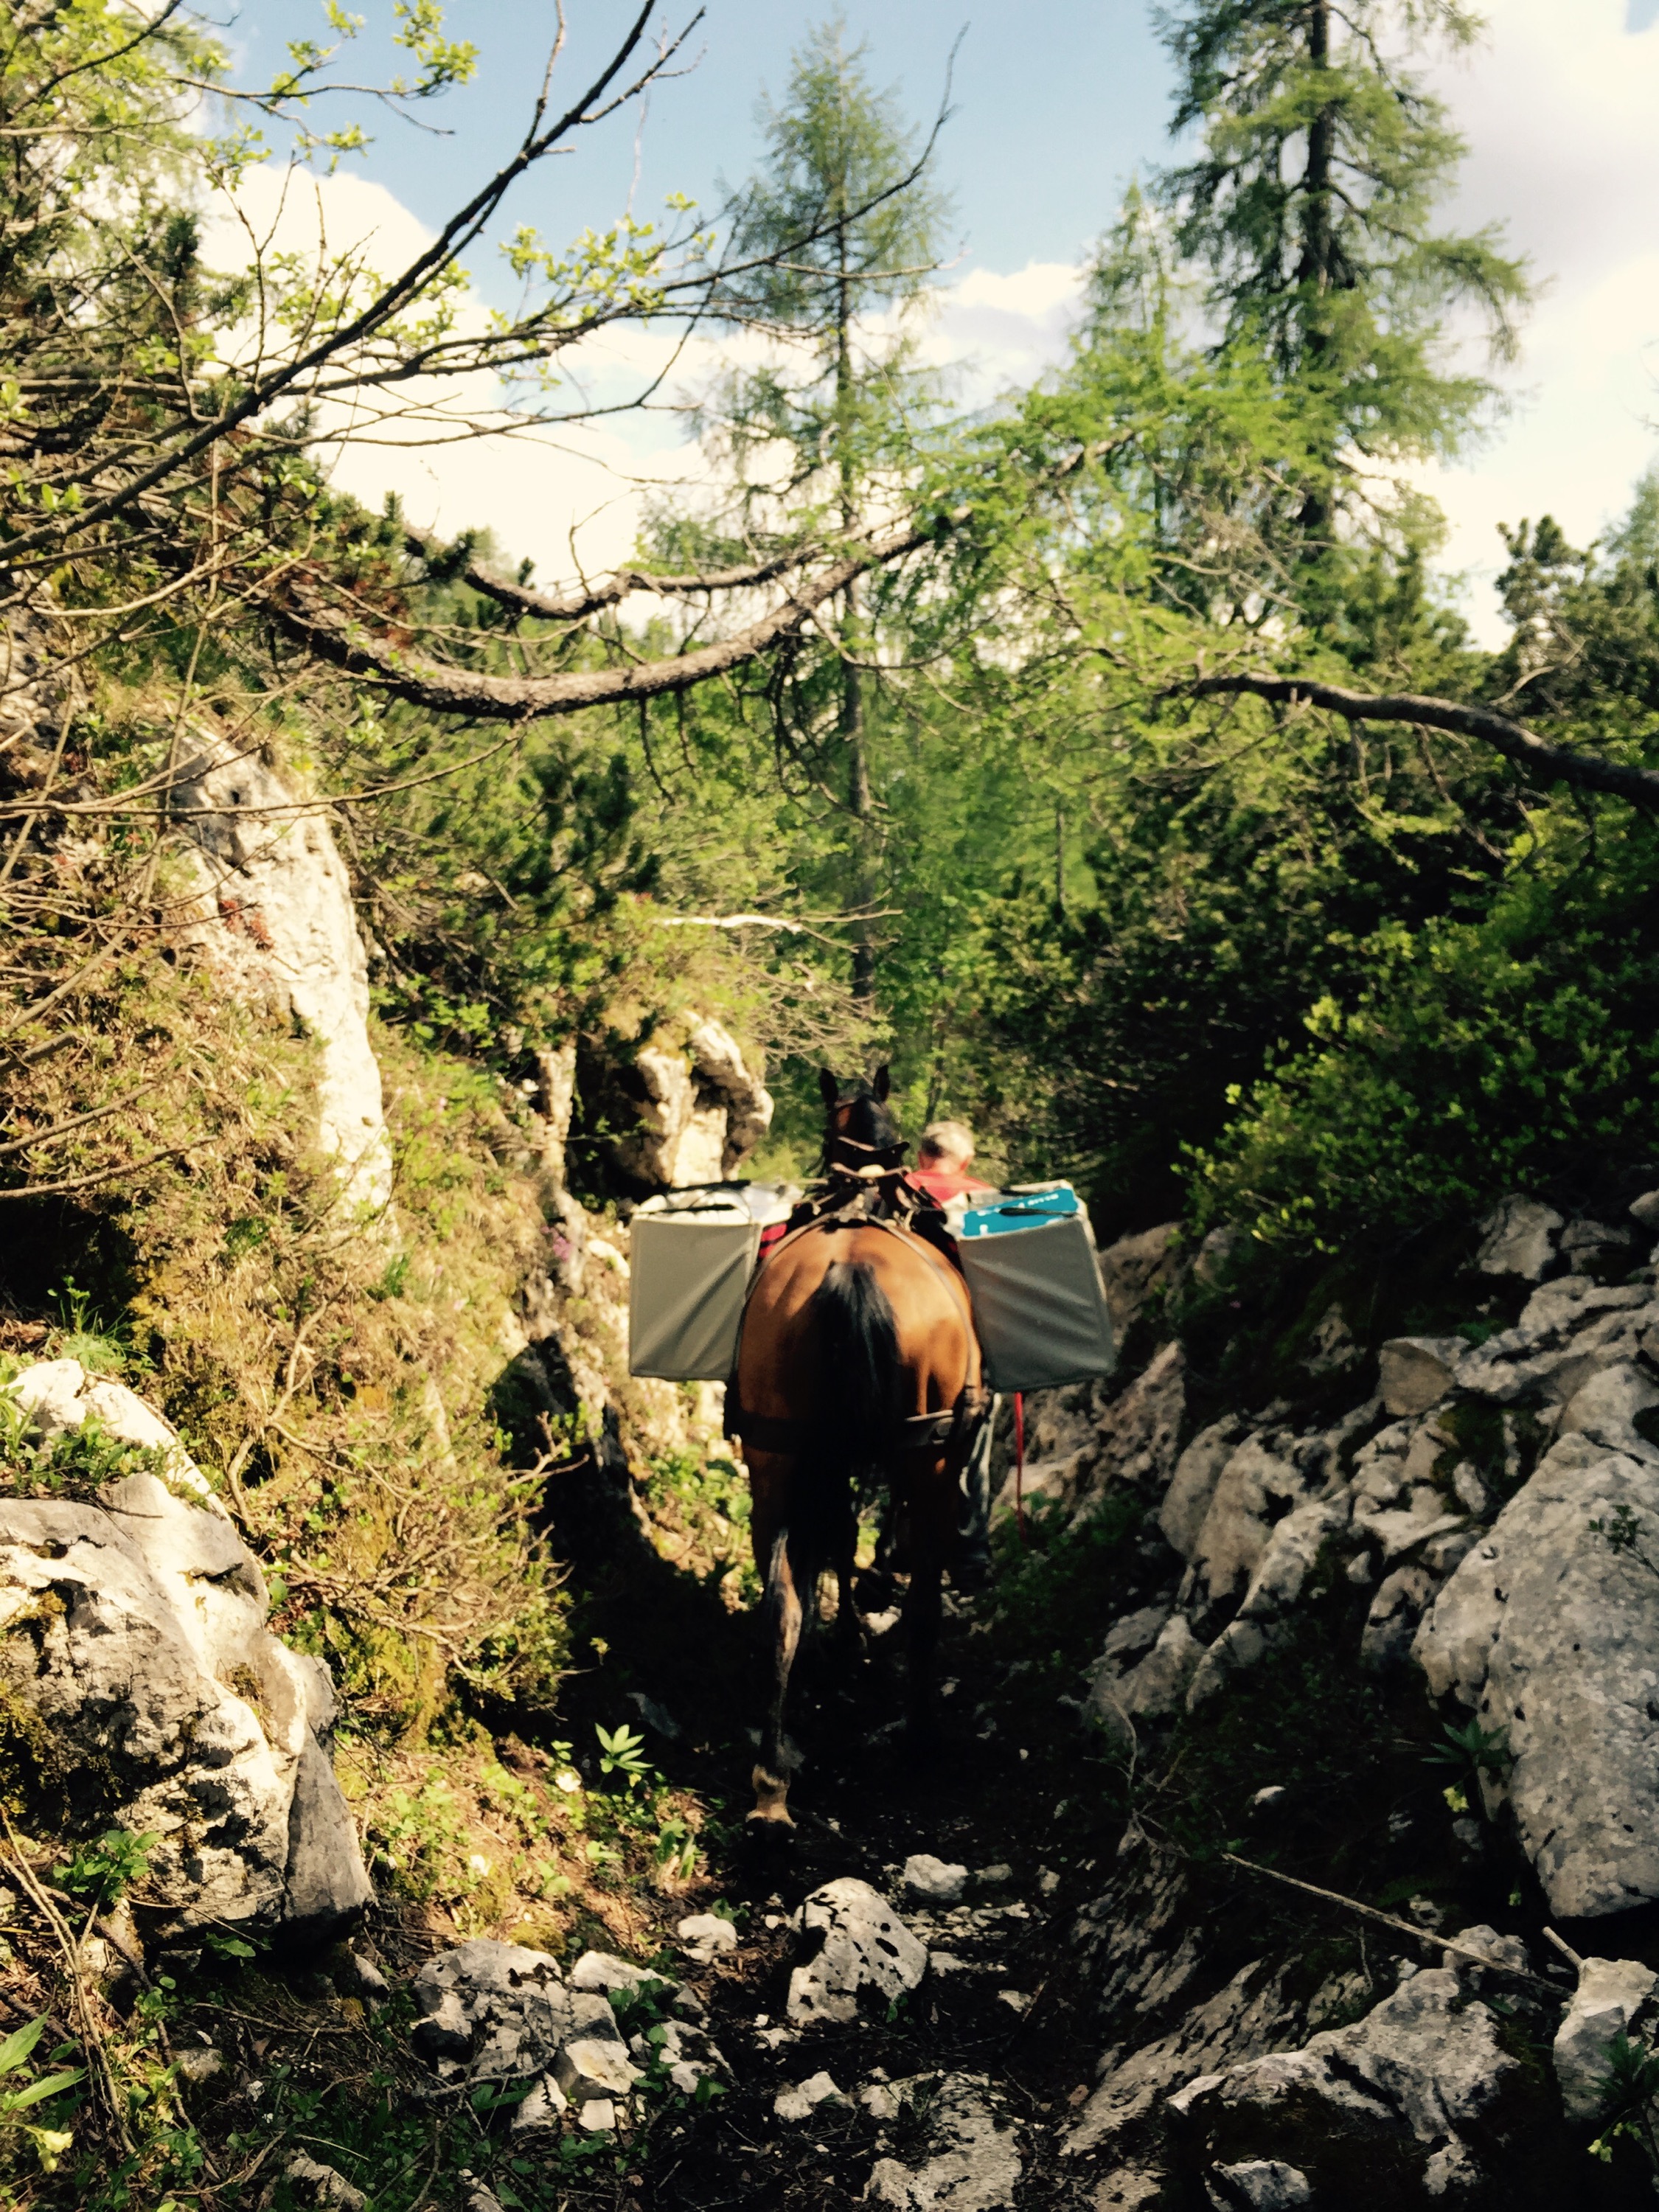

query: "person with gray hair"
xmin=910 ymin=1118 xmax=992 ymax=1206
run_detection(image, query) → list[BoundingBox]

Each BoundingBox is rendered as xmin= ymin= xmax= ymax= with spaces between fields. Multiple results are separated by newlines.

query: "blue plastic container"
xmin=959 ymin=1183 xmax=1082 ymax=1239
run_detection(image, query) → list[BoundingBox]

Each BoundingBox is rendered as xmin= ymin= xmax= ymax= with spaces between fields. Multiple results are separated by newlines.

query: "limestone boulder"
xmin=1168 ymin=1969 xmax=1538 ymax=2205
xmin=1160 ymin=1419 xmax=1245 ymax=1561
xmin=1553 ymin=1957 xmax=1659 ymax=2123
xmin=0 ymin=1361 xmax=369 ymax=1942
xmin=1413 ymin=1433 xmax=1659 ymax=1919
xmin=411 ymin=1941 xmax=577 ymax=2081
xmin=1475 ymin=1197 xmax=1563 ymax=1283
xmin=786 ymin=1878 xmax=927 ymax=2025
xmin=1377 ymin=1337 xmax=1464 ymax=1418
xmin=865 ymin=2073 xmax=1021 ymax=2212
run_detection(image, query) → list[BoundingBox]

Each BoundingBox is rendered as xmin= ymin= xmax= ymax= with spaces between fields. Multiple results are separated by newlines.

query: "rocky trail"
xmin=11 ymin=1174 xmax=1659 ymax=2210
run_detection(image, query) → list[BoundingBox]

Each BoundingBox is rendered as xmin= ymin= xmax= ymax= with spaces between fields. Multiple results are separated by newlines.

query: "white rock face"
xmin=1208 ymin=2163 xmax=1311 ymax=2210
xmin=865 ymin=2074 xmax=1021 ymax=2211
xmin=1553 ymin=1957 xmax=1659 ymax=2122
xmin=773 ymin=2069 xmax=845 ymax=2122
xmin=0 ymin=1362 xmax=368 ymax=1941
xmin=1190 ymin=1436 xmax=1313 ymax=1606
xmin=1414 ymin=1433 xmax=1659 ymax=1918
xmin=613 ymin=1018 xmax=773 ymax=1186
xmin=1475 ymin=1197 xmax=1564 ymax=1282
xmin=786 ymin=1878 xmax=928 ymax=2025
xmin=173 ymin=734 xmax=392 ymax=1217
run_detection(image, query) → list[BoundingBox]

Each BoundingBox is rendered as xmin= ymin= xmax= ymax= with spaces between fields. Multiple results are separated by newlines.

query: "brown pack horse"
xmin=730 ymin=1068 xmax=985 ymax=1829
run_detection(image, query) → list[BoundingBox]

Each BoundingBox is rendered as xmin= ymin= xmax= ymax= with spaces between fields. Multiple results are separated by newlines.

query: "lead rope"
xmin=1014 ymin=1390 xmax=1027 ymax=1545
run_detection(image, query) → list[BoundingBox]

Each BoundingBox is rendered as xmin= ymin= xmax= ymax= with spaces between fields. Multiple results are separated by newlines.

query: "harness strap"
xmin=726 ymin=1382 xmax=991 ymax=1459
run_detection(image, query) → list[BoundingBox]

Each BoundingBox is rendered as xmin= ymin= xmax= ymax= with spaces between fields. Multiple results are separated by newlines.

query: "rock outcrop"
xmin=0 ymin=1360 xmax=371 ymax=1943
xmin=173 ymin=731 xmax=393 ymax=1217
xmin=611 ymin=1018 xmax=773 ymax=1187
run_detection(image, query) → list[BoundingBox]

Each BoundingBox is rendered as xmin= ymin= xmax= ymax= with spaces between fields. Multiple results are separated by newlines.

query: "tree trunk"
xmin=835 ymin=218 xmax=878 ymax=1009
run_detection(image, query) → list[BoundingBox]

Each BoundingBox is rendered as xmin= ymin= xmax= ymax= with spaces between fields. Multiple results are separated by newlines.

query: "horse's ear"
xmin=872 ymin=1063 xmax=891 ymax=1102
xmin=818 ymin=1068 xmax=840 ymax=1109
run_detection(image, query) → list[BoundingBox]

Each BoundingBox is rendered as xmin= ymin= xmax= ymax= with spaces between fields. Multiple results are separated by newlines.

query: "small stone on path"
xmin=903 ymin=1853 xmax=968 ymax=1905
xmin=773 ymin=2069 xmax=846 ymax=2122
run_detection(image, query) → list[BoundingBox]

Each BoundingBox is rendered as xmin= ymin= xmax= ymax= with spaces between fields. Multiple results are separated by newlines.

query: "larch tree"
xmin=709 ymin=15 xmax=952 ymax=1006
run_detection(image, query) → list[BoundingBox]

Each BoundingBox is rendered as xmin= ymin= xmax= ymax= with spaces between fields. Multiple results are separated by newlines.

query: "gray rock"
xmin=284 ymin=1732 xmax=373 ymax=1944
xmin=569 ymin=1950 xmax=674 ymax=1994
xmin=0 ymin=1374 xmax=369 ymax=1942
xmin=1115 ymin=1614 xmax=1205 ymax=1720
xmin=1414 ymin=1434 xmax=1659 ymax=1918
xmin=865 ymin=2073 xmax=1020 ymax=2211
xmin=1206 ymin=2161 xmax=1311 ymax=2211
xmin=459 ymin=2175 xmax=510 ymax=2212
xmin=1160 ymin=1420 xmax=1245 ymax=1561
xmin=1169 ymin=1969 xmax=1531 ymax=2197
xmin=173 ymin=2046 xmax=224 ymax=2085
xmin=1553 ymin=1957 xmax=1659 ymax=2121
xmin=174 ymin=736 xmax=393 ymax=1214
xmin=333 ymin=1950 xmax=391 ymax=2003
xmin=410 ymin=1941 xmax=572 ymax=2081
xmin=507 ymin=2073 xmax=568 ymax=2138
xmin=1191 ymin=1436 xmax=1312 ymax=1608
xmin=282 ymin=2152 xmax=366 ymax=2211
xmin=1562 ymin=1219 xmax=1635 ymax=1276
xmin=902 ymin=1854 xmax=968 ymax=1905
xmin=1099 ymin=1223 xmax=1183 ymax=1341
xmin=773 ymin=2069 xmax=846 ymax=2121
xmin=1377 ymin=1337 xmax=1464 ymax=1417
xmin=577 ymin=2097 xmax=616 ymax=2132
xmin=787 ymin=1878 xmax=927 ymax=2025
xmin=1360 ymin=1566 xmax=1438 ymax=1672
xmin=554 ymin=2036 xmax=640 ymax=2103
xmin=1476 ymin=1197 xmax=1563 ymax=1282
xmin=1458 ymin=1280 xmax=1655 ymax=1405
xmin=612 ymin=1018 xmax=773 ymax=1186
xmin=1558 ymin=1360 xmax=1659 ymax=1465
xmin=1630 ymin=1189 xmax=1659 ymax=1234
xmin=676 ymin=1911 xmax=738 ymax=1961
xmin=1065 ymin=1343 xmax=1189 ymax=1519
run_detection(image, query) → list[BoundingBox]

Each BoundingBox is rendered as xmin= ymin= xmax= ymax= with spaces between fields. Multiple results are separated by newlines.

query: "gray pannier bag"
xmin=953 ymin=1183 xmax=1116 ymax=1393
xmin=627 ymin=1183 xmax=799 ymax=1382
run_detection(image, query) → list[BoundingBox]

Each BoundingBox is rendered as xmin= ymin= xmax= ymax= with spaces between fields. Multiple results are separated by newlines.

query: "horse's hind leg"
xmin=903 ymin=1456 xmax=951 ymax=1750
xmin=752 ymin=1523 xmax=804 ymax=1827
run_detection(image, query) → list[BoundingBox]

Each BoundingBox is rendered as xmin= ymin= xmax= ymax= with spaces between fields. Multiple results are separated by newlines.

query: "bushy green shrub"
xmin=1189 ymin=819 xmax=1659 ymax=1248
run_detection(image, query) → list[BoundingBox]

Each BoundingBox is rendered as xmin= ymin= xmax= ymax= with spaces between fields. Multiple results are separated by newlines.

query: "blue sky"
xmin=225 ymin=0 xmax=1172 ymax=301
xmin=217 ymin=1 xmax=1659 ymax=641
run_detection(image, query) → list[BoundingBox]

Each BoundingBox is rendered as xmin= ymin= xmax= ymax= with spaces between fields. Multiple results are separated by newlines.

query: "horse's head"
xmin=818 ymin=1065 xmax=905 ymax=1174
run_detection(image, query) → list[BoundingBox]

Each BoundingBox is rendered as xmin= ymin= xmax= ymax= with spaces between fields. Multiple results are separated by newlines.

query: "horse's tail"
xmin=813 ymin=1256 xmax=903 ymax=1457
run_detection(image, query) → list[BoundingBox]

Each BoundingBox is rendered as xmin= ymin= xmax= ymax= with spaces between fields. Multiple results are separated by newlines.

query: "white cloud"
xmin=1425 ymin=0 xmax=1659 ymax=637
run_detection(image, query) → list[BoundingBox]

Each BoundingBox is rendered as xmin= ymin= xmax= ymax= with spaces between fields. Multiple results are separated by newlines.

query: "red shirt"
xmin=908 ymin=1164 xmax=992 ymax=1205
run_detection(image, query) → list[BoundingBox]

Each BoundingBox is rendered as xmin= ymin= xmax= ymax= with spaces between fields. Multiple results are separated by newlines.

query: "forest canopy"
xmin=1 ymin=0 xmax=1656 ymax=1256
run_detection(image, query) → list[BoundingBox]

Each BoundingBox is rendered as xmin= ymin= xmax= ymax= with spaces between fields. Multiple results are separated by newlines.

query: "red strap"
xmin=1014 ymin=1390 xmax=1026 ymax=1545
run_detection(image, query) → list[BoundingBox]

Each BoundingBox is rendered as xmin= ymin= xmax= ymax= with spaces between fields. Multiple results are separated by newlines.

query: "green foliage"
xmin=1590 ymin=2033 xmax=1659 ymax=2170
xmin=1425 ymin=1719 xmax=1510 ymax=1798
xmin=0 ymin=2015 xmax=82 ymax=2177
xmin=595 ymin=1722 xmax=652 ymax=1787
xmin=0 ymin=1415 xmax=170 ymax=1507
xmin=52 ymin=1829 xmax=156 ymax=1912
xmin=1188 ymin=816 xmax=1659 ymax=1249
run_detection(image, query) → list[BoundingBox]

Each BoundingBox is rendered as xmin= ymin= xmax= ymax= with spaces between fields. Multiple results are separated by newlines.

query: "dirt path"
xmin=586 ymin=1580 xmax=1112 ymax=2212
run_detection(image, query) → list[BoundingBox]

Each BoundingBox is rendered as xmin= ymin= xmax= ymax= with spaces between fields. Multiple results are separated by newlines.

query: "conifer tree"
xmin=712 ymin=17 xmax=950 ymax=1005
xmin=1155 ymin=0 xmax=1530 ymax=528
